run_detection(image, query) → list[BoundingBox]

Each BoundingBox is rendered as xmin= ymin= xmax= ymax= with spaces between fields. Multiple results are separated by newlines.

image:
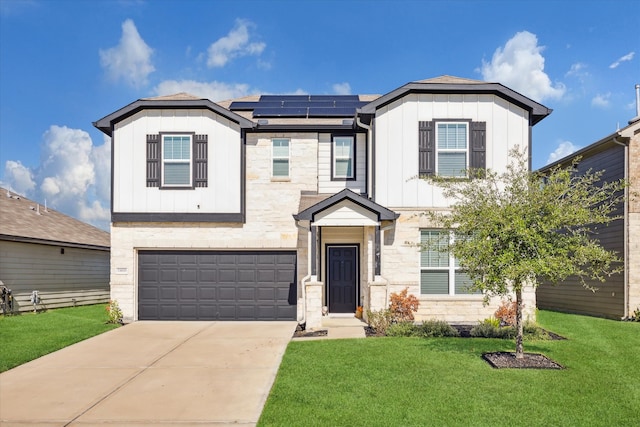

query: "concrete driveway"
xmin=0 ymin=321 xmax=296 ymax=426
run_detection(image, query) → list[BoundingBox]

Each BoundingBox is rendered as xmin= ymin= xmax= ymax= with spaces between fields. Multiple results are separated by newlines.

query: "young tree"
xmin=423 ymin=148 xmax=625 ymax=358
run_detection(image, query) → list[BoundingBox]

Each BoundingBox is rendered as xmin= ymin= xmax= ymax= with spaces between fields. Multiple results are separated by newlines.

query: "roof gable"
xmin=93 ymin=94 xmax=255 ymax=136
xmin=293 ymin=189 xmax=399 ymax=222
xmin=359 ymin=75 xmax=552 ymax=125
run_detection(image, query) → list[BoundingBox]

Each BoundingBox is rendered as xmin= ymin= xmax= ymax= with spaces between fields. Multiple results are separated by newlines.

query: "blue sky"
xmin=1 ymin=0 xmax=638 ymax=231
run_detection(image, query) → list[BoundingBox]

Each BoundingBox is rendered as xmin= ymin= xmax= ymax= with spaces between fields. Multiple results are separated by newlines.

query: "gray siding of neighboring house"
xmin=0 ymin=240 xmax=109 ymax=313
xmin=537 ymin=143 xmax=626 ymax=319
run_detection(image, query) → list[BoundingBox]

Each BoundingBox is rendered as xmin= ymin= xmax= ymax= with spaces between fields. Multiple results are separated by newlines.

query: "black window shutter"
xmin=193 ymin=134 xmax=208 ymax=187
xmin=146 ymin=134 xmax=160 ymax=187
xmin=470 ymin=121 xmax=486 ymax=176
xmin=418 ymin=121 xmax=435 ymax=175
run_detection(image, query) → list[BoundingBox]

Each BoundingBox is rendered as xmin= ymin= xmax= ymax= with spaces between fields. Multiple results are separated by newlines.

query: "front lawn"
xmin=259 ymin=310 xmax=640 ymax=426
xmin=0 ymin=304 xmax=119 ymax=372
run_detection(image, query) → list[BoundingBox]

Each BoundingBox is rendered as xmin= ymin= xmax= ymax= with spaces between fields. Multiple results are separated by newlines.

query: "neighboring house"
xmin=536 ymin=117 xmax=640 ymax=320
xmin=0 ymin=188 xmax=110 ymax=312
xmin=93 ymin=75 xmax=551 ymax=327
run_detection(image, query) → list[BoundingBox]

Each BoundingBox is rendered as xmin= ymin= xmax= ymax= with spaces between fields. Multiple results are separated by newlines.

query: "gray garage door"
xmin=138 ymin=251 xmax=297 ymax=320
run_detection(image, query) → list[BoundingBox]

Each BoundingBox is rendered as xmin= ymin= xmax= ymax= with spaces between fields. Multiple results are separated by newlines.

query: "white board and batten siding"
xmin=0 ymin=240 xmax=109 ymax=312
xmin=113 ymin=109 xmax=242 ymax=214
xmin=375 ymin=93 xmax=530 ymax=208
xmin=318 ymin=133 xmax=367 ymax=194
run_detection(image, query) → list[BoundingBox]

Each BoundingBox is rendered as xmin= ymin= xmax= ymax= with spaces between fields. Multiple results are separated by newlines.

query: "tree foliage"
xmin=423 ymin=148 xmax=625 ymax=357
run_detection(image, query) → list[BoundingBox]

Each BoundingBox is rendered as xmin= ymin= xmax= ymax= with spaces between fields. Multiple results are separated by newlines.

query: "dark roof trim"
xmin=293 ymin=189 xmax=399 ymax=222
xmin=252 ymin=124 xmax=362 ymax=132
xmin=359 ymin=82 xmax=552 ymax=125
xmin=537 ymin=129 xmax=629 ymax=172
xmin=112 ymin=212 xmax=244 ymax=223
xmin=0 ymin=234 xmax=109 ymax=251
xmin=94 ymin=99 xmax=255 ymax=136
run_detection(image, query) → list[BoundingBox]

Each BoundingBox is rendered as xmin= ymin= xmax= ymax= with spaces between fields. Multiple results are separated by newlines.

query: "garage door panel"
xmin=180 ymin=286 xmax=198 ymax=300
xmin=138 ymin=251 xmax=296 ymax=320
xmin=236 ymin=287 xmax=255 ymax=300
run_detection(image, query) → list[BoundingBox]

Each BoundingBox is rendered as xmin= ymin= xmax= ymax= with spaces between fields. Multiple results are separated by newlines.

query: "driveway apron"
xmin=0 ymin=321 xmax=296 ymax=426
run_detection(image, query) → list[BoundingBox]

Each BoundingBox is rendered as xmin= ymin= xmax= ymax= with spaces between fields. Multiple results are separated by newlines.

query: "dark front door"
xmin=327 ymin=246 xmax=357 ymax=313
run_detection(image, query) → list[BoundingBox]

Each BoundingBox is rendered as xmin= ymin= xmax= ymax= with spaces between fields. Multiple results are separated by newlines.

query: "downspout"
xmin=294 ymin=219 xmax=312 ymax=326
xmin=612 ymin=136 xmax=630 ymax=319
xmin=356 ymin=115 xmax=373 ymax=198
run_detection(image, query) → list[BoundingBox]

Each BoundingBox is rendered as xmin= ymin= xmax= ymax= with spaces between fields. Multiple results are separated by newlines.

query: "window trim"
xmin=331 ymin=134 xmax=356 ymax=181
xmin=271 ymin=138 xmax=290 ymax=179
xmin=419 ymin=229 xmax=477 ymax=296
xmin=435 ymin=120 xmax=470 ymax=178
xmin=160 ymin=132 xmax=194 ymax=189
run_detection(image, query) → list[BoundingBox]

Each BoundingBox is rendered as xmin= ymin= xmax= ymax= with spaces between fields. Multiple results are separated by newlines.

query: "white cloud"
xmin=591 ymin=93 xmax=611 ymax=108
xmin=1 ymin=125 xmax=111 ymax=231
xmin=2 ymin=160 xmax=35 ymax=194
xmin=547 ymin=140 xmax=581 ymax=164
xmin=565 ymin=62 xmax=587 ymax=77
xmin=609 ymin=51 xmax=635 ymax=69
xmin=206 ymin=19 xmax=265 ymax=68
xmin=480 ymin=31 xmax=565 ymax=102
xmin=154 ymin=79 xmax=252 ymax=102
xmin=332 ymin=82 xmax=352 ymax=95
xmin=99 ymin=19 xmax=155 ymax=88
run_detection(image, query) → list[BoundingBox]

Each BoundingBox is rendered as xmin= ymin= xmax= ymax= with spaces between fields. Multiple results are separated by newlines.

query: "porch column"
xmin=305 ymin=281 xmax=323 ymax=329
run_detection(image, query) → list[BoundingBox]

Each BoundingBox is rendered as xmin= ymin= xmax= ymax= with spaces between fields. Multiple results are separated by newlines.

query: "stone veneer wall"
xmin=380 ymin=209 xmax=537 ymax=323
xmin=627 ymin=130 xmax=640 ymax=317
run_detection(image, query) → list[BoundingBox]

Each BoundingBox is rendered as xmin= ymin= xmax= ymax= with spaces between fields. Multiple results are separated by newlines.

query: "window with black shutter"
xmin=146 ymin=133 xmax=208 ymax=188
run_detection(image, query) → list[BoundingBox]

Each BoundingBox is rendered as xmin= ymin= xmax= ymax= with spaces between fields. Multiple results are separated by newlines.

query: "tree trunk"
xmin=515 ymin=286 xmax=524 ymax=359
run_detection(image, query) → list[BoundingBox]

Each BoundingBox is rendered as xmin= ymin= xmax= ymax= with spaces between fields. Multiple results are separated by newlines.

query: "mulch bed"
xmin=292 ymin=328 xmax=328 ymax=338
xmin=483 ymin=351 xmax=564 ymax=369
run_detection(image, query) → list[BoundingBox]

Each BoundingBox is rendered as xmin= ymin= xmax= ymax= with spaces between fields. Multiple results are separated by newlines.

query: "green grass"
xmin=0 ymin=304 xmax=119 ymax=372
xmin=259 ymin=310 xmax=640 ymax=426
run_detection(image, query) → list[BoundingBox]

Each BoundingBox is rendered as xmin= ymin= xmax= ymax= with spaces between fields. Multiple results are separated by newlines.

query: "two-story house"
xmin=94 ymin=75 xmax=551 ymax=327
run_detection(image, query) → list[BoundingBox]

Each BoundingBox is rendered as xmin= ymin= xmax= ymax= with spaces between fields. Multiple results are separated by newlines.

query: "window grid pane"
xmin=273 ymin=159 xmax=289 ymax=177
xmin=421 ymin=270 xmax=449 ymax=294
xmin=333 ymin=137 xmax=354 ymax=178
xmin=438 ymin=152 xmax=467 ymax=177
xmin=164 ymin=163 xmax=190 ymax=185
xmin=420 ymin=231 xmax=449 ymax=267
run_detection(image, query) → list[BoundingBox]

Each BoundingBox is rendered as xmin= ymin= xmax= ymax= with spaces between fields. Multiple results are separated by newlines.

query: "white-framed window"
xmin=436 ymin=122 xmax=468 ymax=177
xmin=272 ymin=138 xmax=290 ymax=177
xmin=420 ymin=230 xmax=477 ymax=295
xmin=162 ymin=135 xmax=192 ymax=187
xmin=333 ymin=136 xmax=354 ymax=179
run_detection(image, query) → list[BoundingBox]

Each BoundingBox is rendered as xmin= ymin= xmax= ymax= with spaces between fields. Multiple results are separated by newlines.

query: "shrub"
xmin=631 ymin=307 xmax=640 ymax=322
xmin=470 ymin=321 xmax=515 ymax=339
xmin=366 ymin=308 xmax=393 ymax=335
xmin=386 ymin=321 xmax=418 ymax=337
xmin=106 ymin=300 xmax=123 ymax=324
xmin=389 ymin=287 xmax=419 ymax=322
xmin=494 ymin=300 xmax=517 ymax=326
xmin=415 ymin=320 xmax=460 ymax=338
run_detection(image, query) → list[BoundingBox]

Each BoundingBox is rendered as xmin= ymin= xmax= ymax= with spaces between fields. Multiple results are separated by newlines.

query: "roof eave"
xmin=359 ymin=82 xmax=552 ymax=125
xmin=93 ymin=99 xmax=256 ymax=137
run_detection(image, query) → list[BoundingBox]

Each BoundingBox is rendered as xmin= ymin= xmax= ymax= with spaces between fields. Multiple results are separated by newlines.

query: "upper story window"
xmin=272 ymin=138 xmax=290 ymax=178
xmin=436 ymin=122 xmax=468 ymax=177
xmin=333 ymin=136 xmax=355 ymax=180
xmin=146 ymin=133 xmax=208 ymax=188
xmin=419 ymin=120 xmax=486 ymax=178
xmin=163 ymin=135 xmax=192 ymax=186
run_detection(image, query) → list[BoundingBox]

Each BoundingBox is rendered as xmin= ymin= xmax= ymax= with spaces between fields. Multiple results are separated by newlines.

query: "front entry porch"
xmin=293 ymin=189 xmax=399 ymax=329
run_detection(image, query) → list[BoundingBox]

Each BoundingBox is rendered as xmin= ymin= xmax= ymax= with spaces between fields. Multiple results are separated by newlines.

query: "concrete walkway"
xmin=0 ymin=321 xmax=296 ymax=426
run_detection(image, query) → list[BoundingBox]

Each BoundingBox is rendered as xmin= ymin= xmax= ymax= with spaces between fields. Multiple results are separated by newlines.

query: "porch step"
xmin=327 ymin=326 xmax=366 ymax=339
xmin=322 ymin=317 xmax=367 ymax=328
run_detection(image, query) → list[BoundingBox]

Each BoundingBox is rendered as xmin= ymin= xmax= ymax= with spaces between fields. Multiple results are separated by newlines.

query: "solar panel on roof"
xmin=309 ymin=95 xmax=360 ymax=102
xmin=253 ymin=107 xmax=308 ymax=117
xmin=259 ymin=95 xmax=310 ymax=102
xmin=307 ymin=107 xmax=358 ymax=117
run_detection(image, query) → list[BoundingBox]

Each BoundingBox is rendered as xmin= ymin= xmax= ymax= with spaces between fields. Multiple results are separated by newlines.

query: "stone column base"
xmin=305 ymin=281 xmax=324 ymax=329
